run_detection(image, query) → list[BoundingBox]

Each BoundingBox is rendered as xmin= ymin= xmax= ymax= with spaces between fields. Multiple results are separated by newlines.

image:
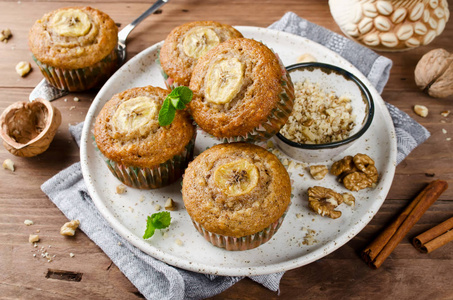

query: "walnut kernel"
xmin=15 ymin=61 xmax=31 ymax=77
xmin=331 ymin=153 xmax=378 ymax=191
xmin=0 ymin=28 xmax=12 ymax=42
xmin=309 ymin=165 xmax=328 ymax=180
xmin=24 ymin=219 xmax=34 ymax=226
xmin=342 ymin=193 xmax=356 ymax=207
xmin=60 ymin=220 xmax=80 ymax=236
xmin=414 ymin=105 xmax=429 ymax=117
xmin=116 ymin=184 xmax=127 ymax=194
xmin=307 ymin=186 xmax=344 ymax=219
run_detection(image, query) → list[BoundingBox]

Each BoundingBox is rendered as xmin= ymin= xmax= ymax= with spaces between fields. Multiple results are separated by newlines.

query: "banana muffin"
xmin=182 ymin=142 xmax=291 ymax=251
xmin=158 ymin=21 xmax=243 ymax=88
xmin=188 ymin=38 xmax=295 ymax=143
xmin=29 ymin=6 xmax=118 ymax=91
xmin=94 ymin=86 xmax=196 ymax=189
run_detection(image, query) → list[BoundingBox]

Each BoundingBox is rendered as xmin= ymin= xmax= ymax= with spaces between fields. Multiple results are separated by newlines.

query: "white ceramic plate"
xmin=80 ymin=26 xmax=397 ymax=276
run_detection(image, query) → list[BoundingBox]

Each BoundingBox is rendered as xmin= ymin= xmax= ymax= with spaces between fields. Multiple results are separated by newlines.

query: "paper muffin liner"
xmin=32 ymin=49 xmax=118 ymax=92
xmin=95 ymin=132 xmax=196 ymax=189
xmin=215 ymin=57 xmax=295 ymax=144
xmin=191 ymin=207 xmax=289 ymax=251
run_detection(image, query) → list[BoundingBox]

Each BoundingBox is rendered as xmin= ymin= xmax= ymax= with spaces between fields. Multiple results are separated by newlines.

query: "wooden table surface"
xmin=1 ymin=0 xmax=452 ymax=299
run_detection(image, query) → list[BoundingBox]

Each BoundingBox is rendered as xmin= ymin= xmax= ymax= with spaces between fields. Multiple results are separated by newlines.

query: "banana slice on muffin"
xmin=159 ymin=21 xmax=243 ymax=88
xmin=214 ymin=159 xmax=259 ymax=197
xmin=50 ymin=9 xmax=92 ymax=37
xmin=205 ymin=57 xmax=244 ymax=105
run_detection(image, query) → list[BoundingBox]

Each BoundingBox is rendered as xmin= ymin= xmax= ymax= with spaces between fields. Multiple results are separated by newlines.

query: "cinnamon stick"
xmin=413 ymin=216 xmax=453 ymax=253
xmin=361 ymin=180 xmax=448 ymax=269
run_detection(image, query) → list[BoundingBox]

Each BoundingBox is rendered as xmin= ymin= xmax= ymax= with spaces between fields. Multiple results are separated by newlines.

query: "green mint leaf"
xmin=158 ymin=86 xmax=193 ymax=126
xmin=174 ymin=86 xmax=193 ymax=105
xmin=170 ymin=96 xmax=186 ymax=110
xmin=158 ymin=98 xmax=176 ymax=126
xmin=143 ymin=211 xmax=172 ymax=239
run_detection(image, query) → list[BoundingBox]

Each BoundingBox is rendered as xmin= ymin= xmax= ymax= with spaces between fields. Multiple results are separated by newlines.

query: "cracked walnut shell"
xmin=414 ymin=48 xmax=453 ymax=98
xmin=0 ymin=98 xmax=61 ymax=157
xmin=308 ymin=186 xmax=344 ymax=219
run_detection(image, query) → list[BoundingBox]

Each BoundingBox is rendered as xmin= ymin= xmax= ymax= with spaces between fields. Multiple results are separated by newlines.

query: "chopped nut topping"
xmin=0 ymin=28 xmax=12 ymax=42
xmin=342 ymin=192 xmax=356 ymax=207
xmin=2 ymin=159 xmax=15 ymax=172
xmin=69 ymin=253 xmax=75 ymax=258
xmin=154 ymin=204 xmax=162 ymax=211
xmin=413 ymin=105 xmax=428 ymax=117
xmin=309 ymin=165 xmax=328 ymax=180
xmin=175 ymin=239 xmax=183 ymax=246
xmin=29 ymin=234 xmax=40 ymax=243
xmin=15 ymin=61 xmax=31 ymax=77
xmin=73 ymin=97 xmax=80 ymax=102
xmin=164 ymin=198 xmax=176 ymax=211
xmin=24 ymin=219 xmax=34 ymax=226
xmin=60 ymin=220 xmax=80 ymax=236
xmin=307 ymin=186 xmax=344 ymax=219
xmin=116 ymin=184 xmax=127 ymax=194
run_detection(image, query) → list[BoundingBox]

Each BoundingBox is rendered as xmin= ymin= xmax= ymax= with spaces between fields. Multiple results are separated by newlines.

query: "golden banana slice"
xmin=50 ymin=9 xmax=92 ymax=37
xmin=205 ymin=58 xmax=244 ymax=105
xmin=111 ymin=97 xmax=159 ymax=138
xmin=183 ymin=27 xmax=220 ymax=59
xmin=214 ymin=159 xmax=259 ymax=197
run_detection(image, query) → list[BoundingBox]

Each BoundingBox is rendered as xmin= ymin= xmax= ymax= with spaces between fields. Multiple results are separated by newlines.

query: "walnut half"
xmin=307 ymin=186 xmax=344 ymax=219
xmin=331 ymin=153 xmax=378 ymax=192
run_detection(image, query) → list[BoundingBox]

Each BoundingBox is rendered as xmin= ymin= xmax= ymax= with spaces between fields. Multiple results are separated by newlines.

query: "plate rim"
xmin=80 ymin=25 xmax=397 ymax=276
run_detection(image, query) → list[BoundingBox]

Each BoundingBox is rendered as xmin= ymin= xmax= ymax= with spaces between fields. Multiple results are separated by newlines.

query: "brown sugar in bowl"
xmin=0 ymin=98 xmax=62 ymax=157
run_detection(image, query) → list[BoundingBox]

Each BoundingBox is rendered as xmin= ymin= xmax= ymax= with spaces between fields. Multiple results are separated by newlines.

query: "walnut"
xmin=0 ymin=98 xmax=61 ymax=157
xmin=342 ymin=193 xmax=355 ymax=207
xmin=2 ymin=158 xmax=15 ymax=171
xmin=309 ymin=165 xmax=328 ymax=180
xmin=15 ymin=61 xmax=31 ymax=77
xmin=307 ymin=186 xmax=344 ymax=219
xmin=164 ymin=198 xmax=176 ymax=211
xmin=414 ymin=48 xmax=453 ymax=98
xmin=60 ymin=220 xmax=80 ymax=236
xmin=29 ymin=234 xmax=40 ymax=243
xmin=331 ymin=153 xmax=378 ymax=191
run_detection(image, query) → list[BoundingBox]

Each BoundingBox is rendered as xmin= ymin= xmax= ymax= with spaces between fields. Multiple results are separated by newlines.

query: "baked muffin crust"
xmin=188 ymin=38 xmax=294 ymax=139
xmin=29 ymin=6 xmax=118 ymax=69
xmin=94 ymin=86 xmax=195 ymax=169
xmin=159 ymin=21 xmax=243 ymax=86
xmin=182 ymin=143 xmax=291 ymax=237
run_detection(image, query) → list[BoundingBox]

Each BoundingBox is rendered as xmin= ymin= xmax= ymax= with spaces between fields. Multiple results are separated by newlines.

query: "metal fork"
xmin=29 ymin=0 xmax=169 ymax=102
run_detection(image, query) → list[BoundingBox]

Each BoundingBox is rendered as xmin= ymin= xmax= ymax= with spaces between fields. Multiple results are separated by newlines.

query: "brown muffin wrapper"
xmin=32 ymin=49 xmax=118 ymax=92
xmin=96 ymin=132 xmax=196 ymax=189
xmin=191 ymin=208 xmax=289 ymax=251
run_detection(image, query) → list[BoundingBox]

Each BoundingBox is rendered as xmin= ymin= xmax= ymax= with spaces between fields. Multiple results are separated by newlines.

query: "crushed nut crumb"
xmin=29 ymin=234 xmax=40 ymax=243
xmin=342 ymin=192 xmax=356 ymax=207
xmin=139 ymin=195 xmax=145 ymax=202
xmin=155 ymin=204 xmax=162 ymax=211
xmin=60 ymin=220 xmax=80 ymax=236
xmin=73 ymin=97 xmax=80 ymax=102
xmin=441 ymin=111 xmax=450 ymax=117
xmin=413 ymin=105 xmax=428 ymax=117
xmin=116 ymin=184 xmax=127 ymax=194
xmin=442 ymin=128 xmax=447 ymax=134
xmin=24 ymin=219 xmax=34 ymax=226
xmin=69 ymin=253 xmax=75 ymax=258
xmin=0 ymin=28 xmax=12 ymax=42
xmin=309 ymin=165 xmax=328 ymax=180
xmin=447 ymin=138 xmax=451 ymax=141
xmin=15 ymin=61 xmax=31 ymax=77
xmin=164 ymin=198 xmax=176 ymax=211
xmin=175 ymin=239 xmax=183 ymax=246
xmin=69 ymin=106 xmax=76 ymax=111
xmin=2 ymin=159 xmax=15 ymax=171
xmin=296 ymin=53 xmax=317 ymax=63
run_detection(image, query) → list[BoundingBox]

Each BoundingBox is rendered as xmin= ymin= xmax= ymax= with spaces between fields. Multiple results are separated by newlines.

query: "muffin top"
xmin=94 ymin=86 xmax=195 ymax=168
xmin=182 ymin=142 xmax=291 ymax=238
xmin=29 ymin=6 xmax=118 ymax=69
xmin=159 ymin=21 xmax=243 ymax=86
xmin=188 ymin=38 xmax=292 ymax=139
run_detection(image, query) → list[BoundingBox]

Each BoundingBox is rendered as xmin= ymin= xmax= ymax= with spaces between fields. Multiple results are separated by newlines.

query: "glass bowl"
xmin=275 ymin=62 xmax=374 ymax=163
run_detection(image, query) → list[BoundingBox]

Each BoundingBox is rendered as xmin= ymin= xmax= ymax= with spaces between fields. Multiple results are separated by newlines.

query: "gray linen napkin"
xmin=41 ymin=12 xmax=430 ymax=300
